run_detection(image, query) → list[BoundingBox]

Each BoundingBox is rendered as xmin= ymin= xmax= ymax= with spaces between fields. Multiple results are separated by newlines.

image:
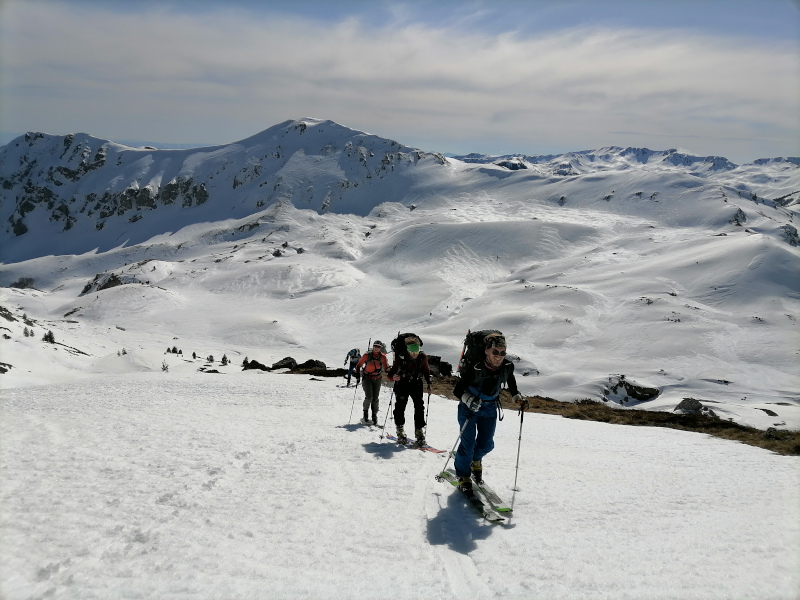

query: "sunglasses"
xmin=490 ymin=349 xmax=506 ymax=356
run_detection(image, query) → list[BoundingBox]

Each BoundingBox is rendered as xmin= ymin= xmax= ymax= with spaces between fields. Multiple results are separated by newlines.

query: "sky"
xmin=1 ymin=0 xmax=799 ymax=164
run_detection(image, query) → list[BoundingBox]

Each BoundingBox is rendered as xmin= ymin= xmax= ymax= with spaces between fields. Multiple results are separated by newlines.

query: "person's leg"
xmin=361 ymin=377 xmax=372 ymax=421
xmin=393 ymin=393 xmax=409 ymax=429
xmin=370 ymin=379 xmax=381 ymax=424
xmin=411 ymin=383 xmax=425 ymax=431
xmin=473 ymin=403 xmax=497 ymax=462
xmin=454 ymin=402 xmax=477 ymax=479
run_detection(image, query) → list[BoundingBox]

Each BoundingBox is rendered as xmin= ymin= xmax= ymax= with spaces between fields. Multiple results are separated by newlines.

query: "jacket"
xmin=356 ymin=351 xmax=389 ymax=381
xmin=453 ymin=358 xmax=518 ymax=402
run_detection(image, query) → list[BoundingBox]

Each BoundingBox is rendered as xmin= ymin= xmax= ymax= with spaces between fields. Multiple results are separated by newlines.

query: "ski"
xmin=473 ymin=479 xmax=512 ymax=513
xmin=436 ymin=470 xmax=505 ymax=522
xmin=439 ymin=468 xmax=511 ymax=512
xmin=385 ymin=434 xmax=445 ymax=454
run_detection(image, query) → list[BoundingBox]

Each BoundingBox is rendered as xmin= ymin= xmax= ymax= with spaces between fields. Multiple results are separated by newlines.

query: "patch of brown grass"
xmin=427 ymin=375 xmax=800 ymax=456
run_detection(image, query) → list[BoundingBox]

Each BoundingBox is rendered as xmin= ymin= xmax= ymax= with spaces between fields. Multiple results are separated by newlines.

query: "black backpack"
xmin=391 ymin=332 xmax=423 ymax=365
xmin=457 ymin=329 xmax=504 ymax=375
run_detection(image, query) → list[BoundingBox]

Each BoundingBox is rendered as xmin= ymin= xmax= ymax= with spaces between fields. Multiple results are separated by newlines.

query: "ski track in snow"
xmin=2 ymin=373 xmax=798 ymax=599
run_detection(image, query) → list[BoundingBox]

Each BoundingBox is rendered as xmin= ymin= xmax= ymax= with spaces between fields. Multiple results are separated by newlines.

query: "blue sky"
xmin=1 ymin=0 xmax=798 ymax=163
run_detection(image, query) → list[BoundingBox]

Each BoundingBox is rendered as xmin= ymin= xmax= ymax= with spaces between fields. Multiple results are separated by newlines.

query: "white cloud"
xmin=1 ymin=0 xmax=798 ymax=161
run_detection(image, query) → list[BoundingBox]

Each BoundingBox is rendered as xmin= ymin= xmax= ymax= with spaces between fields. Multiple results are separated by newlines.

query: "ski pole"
xmin=424 ymin=391 xmax=431 ymax=437
xmin=380 ymin=386 xmax=395 ymax=439
xmin=510 ymin=398 xmax=530 ymax=512
xmin=435 ymin=410 xmax=475 ymax=482
xmin=348 ymin=338 xmax=370 ymax=423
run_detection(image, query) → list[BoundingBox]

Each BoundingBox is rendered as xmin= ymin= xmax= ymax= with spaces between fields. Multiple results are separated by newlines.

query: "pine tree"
xmin=221 ymin=354 xmax=229 ymax=366
xmin=42 ymin=330 xmax=55 ymax=343
xmin=23 ymin=327 xmax=29 ymax=337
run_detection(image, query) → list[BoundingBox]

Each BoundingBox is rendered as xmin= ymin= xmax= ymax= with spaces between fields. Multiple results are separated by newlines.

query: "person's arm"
xmin=504 ymin=361 xmax=524 ymax=402
xmin=453 ymin=362 xmax=479 ymax=397
xmin=355 ymin=354 xmax=368 ymax=371
xmin=421 ymin=354 xmax=432 ymax=387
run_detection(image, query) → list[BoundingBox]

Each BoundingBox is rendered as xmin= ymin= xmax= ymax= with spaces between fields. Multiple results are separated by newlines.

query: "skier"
xmin=388 ymin=336 xmax=432 ymax=446
xmin=452 ymin=333 xmax=523 ymax=495
xmin=355 ymin=341 xmax=389 ymax=425
xmin=343 ymin=348 xmax=361 ymax=387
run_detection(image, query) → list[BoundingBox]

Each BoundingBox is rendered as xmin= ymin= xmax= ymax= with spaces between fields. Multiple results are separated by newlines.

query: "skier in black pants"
xmin=453 ymin=334 xmax=522 ymax=495
xmin=387 ymin=338 xmax=432 ymax=446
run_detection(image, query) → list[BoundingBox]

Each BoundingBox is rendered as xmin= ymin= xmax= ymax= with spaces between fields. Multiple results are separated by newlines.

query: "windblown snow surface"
xmin=2 ymin=372 xmax=798 ymax=600
xmin=1 ymin=119 xmax=799 ymax=598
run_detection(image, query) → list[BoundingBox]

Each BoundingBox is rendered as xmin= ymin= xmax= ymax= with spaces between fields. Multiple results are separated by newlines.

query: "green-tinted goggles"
xmin=406 ymin=344 xmax=420 ymax=353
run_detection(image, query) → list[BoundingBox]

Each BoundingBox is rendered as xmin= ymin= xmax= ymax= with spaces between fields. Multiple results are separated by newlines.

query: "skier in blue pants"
xmin=452 ymin=334 xmax=522 ymax=494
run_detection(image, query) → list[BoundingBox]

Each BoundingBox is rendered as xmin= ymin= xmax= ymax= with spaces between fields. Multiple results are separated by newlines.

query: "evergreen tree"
xmin=42 ymin=330 xmax=55 ymax=343
xmin=221 ymin=354 xmax=229 ymax=366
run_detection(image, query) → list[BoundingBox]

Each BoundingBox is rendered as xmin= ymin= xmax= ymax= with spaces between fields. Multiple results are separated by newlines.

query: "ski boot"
xmin=457 ymin=476 xmax=475 ymax=498
xmin=415 ymin=428 xmax=426 ymax=448
xmin=372 ymin=412 xmax=379 ymax=427
xmin=471 ymin=460 xmax=483 ymax=484
xmin=396 ymin=427 xmax=408 ymax=444
xmin=361 ymin=410 xmax=370 ymax=425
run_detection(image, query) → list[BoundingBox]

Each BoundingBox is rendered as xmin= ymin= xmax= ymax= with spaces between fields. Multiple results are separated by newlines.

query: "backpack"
xmin=457 ymin=329 xmax=504 ymax=375
xmin=391 ymin=332 xmax=423 ymax=365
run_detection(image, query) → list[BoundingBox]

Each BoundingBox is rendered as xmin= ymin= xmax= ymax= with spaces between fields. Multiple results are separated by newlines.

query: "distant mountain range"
xmin=1 ymin=118 xmax=798 ymax=263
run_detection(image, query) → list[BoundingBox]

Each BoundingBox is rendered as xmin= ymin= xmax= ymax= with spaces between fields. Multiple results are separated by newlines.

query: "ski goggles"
xmin=406 ymin=343 xmax=420 ymax=353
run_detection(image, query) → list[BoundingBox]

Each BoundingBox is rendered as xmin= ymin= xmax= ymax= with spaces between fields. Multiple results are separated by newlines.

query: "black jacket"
xmin=453 ymin=358 xmax=518 ymax=401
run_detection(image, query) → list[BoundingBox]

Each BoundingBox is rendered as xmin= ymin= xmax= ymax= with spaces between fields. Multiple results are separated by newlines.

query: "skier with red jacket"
xmin=356 ymin=341 xmax=389 ymax=425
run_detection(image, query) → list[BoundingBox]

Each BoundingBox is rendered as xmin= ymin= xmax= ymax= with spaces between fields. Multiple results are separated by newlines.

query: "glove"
xmin=461 ymin=392 xmax=481 ymax=412
xmin=512 ymin=393 xmax=523 ymax=404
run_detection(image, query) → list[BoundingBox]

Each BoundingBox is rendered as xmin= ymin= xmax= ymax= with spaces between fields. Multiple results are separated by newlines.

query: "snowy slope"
xmin=0 ymin=119 xmax=798 ymax=432
xmin=2 ymin=373 xmax=798 ymax=600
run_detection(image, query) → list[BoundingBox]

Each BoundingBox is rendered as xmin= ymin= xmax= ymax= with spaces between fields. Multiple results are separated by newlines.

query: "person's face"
xmin=485 ymin=346 xmax=506 ymax=367
xmin=372 ymin=345 xmax=381 ymax=355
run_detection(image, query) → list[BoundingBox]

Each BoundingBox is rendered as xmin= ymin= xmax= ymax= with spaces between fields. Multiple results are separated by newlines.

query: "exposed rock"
xmin=271 ymin=356 xmax=298 ymax=370
xmin=242 ymin=359 xmax=269 ymax=371
xmin=674 ymin=397 xmax=718 ymax=418
xmin=296 ymin=359 xmax=326 ymax=370
xmin=427 ymin=355 xmax=452 ymax=377
xmin=603 ymin=375 xmax=660 ymax=404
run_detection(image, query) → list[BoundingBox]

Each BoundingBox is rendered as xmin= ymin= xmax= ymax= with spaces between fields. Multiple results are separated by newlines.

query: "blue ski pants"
xmin=454 ymin=400 xmax=497 ymax=479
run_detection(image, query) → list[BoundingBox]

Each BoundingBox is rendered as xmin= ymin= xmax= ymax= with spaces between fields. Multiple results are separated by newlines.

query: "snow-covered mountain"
xmin=1 ymin=118 xmax=798 ymax=431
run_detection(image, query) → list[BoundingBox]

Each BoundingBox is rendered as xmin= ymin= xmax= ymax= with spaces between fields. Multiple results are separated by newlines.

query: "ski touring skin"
xmin=385 ymin=434 xmax=446 ymax=454
xmin=436 ymin=469 xmax=506 ymax=522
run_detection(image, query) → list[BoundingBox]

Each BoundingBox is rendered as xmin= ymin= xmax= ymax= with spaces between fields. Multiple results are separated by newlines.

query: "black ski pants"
xmin=393 ymin=379 xmax=425 ymax=430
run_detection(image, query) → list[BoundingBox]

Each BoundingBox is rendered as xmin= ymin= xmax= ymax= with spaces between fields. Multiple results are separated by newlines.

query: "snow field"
xmin=2 ymin=372 xmax=798 ymax=599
